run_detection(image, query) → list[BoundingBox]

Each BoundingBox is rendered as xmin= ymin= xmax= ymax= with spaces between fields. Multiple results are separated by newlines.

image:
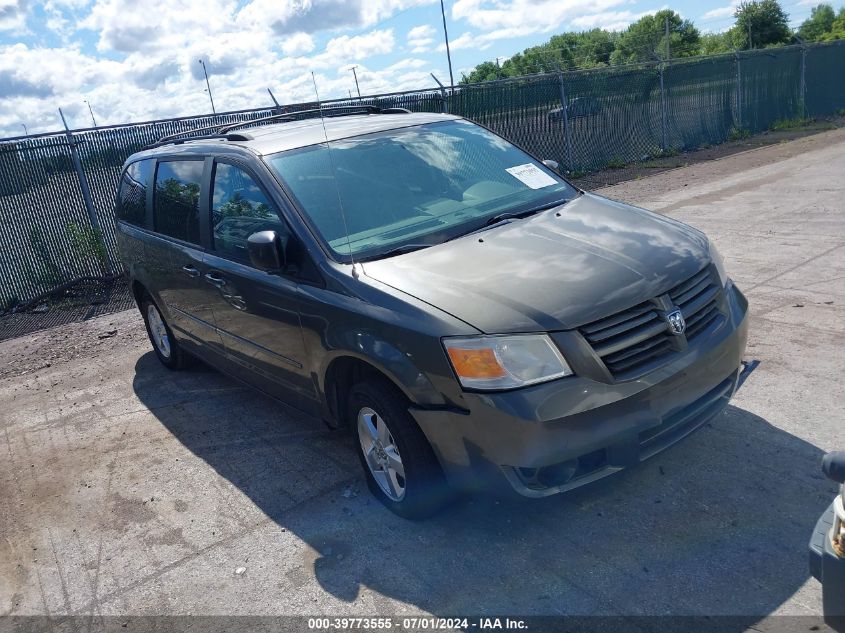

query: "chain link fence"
xmin=1 ymin=40 xmax=844 ymax=333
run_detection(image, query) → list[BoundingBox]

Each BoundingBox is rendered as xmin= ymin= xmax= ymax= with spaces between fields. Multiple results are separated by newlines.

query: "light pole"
xmin=198 ymin=59 xmax=216 ymax=113
xmin=21 ymin=123 xmax=28 ymax=135
xmin=440 ymin=0 xmax=454 ymax=90
xmin=83 ymin=99 xmax=98 ymax=127
xmin=349 ymin=65 xmax=361 ymax=98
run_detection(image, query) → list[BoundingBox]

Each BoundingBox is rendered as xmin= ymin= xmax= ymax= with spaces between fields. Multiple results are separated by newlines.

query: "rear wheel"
xmin=141 ymin=298 xmax=190 ymax=370
xmin=349 ymin=380 xmax=450 ymax=519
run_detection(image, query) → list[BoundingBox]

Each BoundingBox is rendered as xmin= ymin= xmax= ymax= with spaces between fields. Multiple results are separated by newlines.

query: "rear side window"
xmin=211 ymin=162 xmax=287 ymax=261
xmin=116 ymin=159 xmax=152 ymax=226
xmin=153 ymin=160 xmax=203 ymax=244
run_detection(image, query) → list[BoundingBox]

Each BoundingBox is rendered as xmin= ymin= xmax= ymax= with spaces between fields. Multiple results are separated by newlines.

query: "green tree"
xmin=730 ymin=0 xmax=791 ymax=49
xmin=798 ymin=4 xmax=836 ymax=40
xmin=699 ymin=32 xmax=734 ymax=54
xmin=611 ymin=10 xmax=700 ymax=64
xmin=819 ymin=6 xmax=845 ymax=39
xmin=461 ymin=61 xmax=502 ymax=83
xmin=565 ymin=29 xmax=618 ymax=68
xmin=460 ymin=29 xmax=618 ymax=83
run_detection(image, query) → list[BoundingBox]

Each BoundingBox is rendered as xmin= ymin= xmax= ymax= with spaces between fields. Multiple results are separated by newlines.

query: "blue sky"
xmin=0 ymin=0 xmax=822 ymax=138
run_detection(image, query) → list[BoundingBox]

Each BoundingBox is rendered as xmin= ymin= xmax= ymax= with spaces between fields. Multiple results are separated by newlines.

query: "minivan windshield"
xmin=265 ymin=120 xmax=577 ymax=261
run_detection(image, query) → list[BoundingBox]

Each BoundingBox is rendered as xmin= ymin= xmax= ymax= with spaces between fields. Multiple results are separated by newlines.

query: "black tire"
xmin=348 ymin=379 xmax=450 ymax=519
xmin=140 ymin=297 xmax=190 ymax=370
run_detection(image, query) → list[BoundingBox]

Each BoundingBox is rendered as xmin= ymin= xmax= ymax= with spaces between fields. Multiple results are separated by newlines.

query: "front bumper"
xmin=412 ymin=283 xmax=749 ymax=497
xmin=810 ymin=493 xmax=845 ymax=623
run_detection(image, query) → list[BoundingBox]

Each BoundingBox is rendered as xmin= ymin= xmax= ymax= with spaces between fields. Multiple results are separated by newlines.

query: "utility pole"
xmin=83 ymin=99 xmax=98 ymax=127
xmin=349 ymin=65 xmax=361 ymax=98
xmin=198 ymin=59 xmax=216 ymax=113
xmin=748 ymin=22 xmax=753 ymax=49
xmin=665 ymin=15 xmax=671 ymax=60
xmin=440 ymin=0 xmax=455 ymax=90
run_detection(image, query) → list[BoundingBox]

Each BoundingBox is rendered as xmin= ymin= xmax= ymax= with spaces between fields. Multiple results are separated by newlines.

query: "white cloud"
xmin=570 ymin=9 xmax=654 ymax=31
xmin=281 ymin=32 xmax=315 ymax=55
xmin=700 ymin=4 xmax=737 ymax=20
xmin=437 ymin=31 xmax=489 ymax=52
xmin=321 ymin=28 xmax=395 ymax=62
xmin=0 ymin=12 xmax=406 ymax=138
xmin=0 ymin=0 xmax=29 ymax=31
xmin=80 ymin=0 xmax=237 ymax=53
xmin=237 ymin=0 xmax=437 ymax=35
xmin=408 ymin=24 xmax=435 ymax=39
xmin=451 ymin=0 xmax=627 ymax=39
xmin=407 ymin=23 xmax=436 ymax=52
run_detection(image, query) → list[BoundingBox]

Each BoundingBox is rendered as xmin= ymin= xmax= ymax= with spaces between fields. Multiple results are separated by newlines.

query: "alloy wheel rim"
xmin=357 ymin=406 xmax=406 ymax=501
xmin=147 ymin=304 xmax=171 ymax=359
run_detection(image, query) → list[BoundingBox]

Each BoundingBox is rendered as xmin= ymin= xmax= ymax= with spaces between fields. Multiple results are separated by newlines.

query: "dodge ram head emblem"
xmin=666 ymin=308 xmax=686 ymax=335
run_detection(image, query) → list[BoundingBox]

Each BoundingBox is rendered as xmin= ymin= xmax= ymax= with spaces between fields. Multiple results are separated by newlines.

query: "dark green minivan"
xmin=115 ymin=108 xmax=749 ymax=518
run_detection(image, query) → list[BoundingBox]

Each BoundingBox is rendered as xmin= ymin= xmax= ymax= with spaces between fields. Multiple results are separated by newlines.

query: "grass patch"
xmin=728 ymin=127 xmax=751 ymax=141
xmin=604 ymin=157 xmax=626 ymax=169
xmin=770 ymin=117 xmax=815 ymax=131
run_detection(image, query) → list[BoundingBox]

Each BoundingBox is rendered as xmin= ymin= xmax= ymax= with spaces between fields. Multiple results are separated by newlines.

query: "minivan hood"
xmin=361 ymin=193 xmax=711 ymax=333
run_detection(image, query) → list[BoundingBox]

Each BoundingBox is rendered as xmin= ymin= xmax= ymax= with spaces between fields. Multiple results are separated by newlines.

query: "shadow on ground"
xmin=133 ymin=351 xmax=835 ymax=621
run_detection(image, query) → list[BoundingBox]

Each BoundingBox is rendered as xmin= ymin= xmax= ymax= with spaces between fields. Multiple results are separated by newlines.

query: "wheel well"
xmin=131 ymin=280 xmax=149 ymax=309
xmin=324 ymin=356 xmax=408 ymax=428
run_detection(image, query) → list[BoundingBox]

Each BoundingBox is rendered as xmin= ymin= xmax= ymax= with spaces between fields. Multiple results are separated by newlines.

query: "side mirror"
xmin=542 ymin=159 xmax=561 ymax=173
xmin=247 ymin=230 xmax=285 ymax=271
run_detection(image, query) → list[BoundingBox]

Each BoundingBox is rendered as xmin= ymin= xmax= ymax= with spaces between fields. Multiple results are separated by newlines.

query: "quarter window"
xmin=116 ymin=159 xmax=152 ymax=226
xmin=211 ymin=163 xmax=286 ymax=261
xmin=153 ymin=160 xmax=203 ymax=244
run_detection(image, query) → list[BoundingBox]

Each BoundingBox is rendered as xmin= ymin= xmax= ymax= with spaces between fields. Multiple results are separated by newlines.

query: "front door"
xmin=201 ymin=160 xmax=316 ymax=412
xmin=149 ymin=158 xmax=223 ymax=359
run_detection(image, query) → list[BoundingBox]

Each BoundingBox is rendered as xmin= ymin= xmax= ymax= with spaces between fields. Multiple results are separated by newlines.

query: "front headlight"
xmin=709 ymin=241 xmax=730 ymax=287
xmin=443 ymin=334 xmax=573 ymax=390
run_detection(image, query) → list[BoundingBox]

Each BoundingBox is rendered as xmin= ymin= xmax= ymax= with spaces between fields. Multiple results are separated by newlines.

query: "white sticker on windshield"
xmin=505 ymin=163 xmax=557 ymax=189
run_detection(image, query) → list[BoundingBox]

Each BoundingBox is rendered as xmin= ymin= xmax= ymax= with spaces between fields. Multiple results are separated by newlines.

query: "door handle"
xmin=182 ymin=265 xmax=200 ymax=278
xmin=204 ymin=272 xmax=226 ymax=287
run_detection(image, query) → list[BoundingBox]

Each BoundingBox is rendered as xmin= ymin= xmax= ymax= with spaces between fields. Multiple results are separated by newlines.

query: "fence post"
xmin=659 ymin=63 xmax=667 ymax=152
xmin=59 ymin=108 xmax=111 ymax=273
xmin=735 ymin=51 xmax=743 ymax=131
xmin=430 ymin=73 xmax=449 ymax=114
xmin=800 ymin=44 xmax=807 ymax=118
xmin=555 ymin=69 xmax=575 ymax=172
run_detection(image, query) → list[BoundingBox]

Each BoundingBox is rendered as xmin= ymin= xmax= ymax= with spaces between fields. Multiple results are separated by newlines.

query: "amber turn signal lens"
xmin=446 ymin=347 xmax=507 ymax=379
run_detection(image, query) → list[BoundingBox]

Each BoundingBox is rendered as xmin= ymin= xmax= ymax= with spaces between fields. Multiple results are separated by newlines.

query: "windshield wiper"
xmin=445 ymin=198 xmax=573 ymax=243
xmin=362 ymin=243 xmax=433 ymax=261
xmin=483 ymin=198 xmax=571 ymax=227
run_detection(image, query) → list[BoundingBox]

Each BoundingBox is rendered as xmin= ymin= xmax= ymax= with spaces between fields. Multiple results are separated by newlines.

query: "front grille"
xmin=668 ymin=266 xmax=724 ymax=340
xmin=579 ymin=265 xmax=725 ymax=380
xmin=580 ymin=300 xmax=674 ymax=379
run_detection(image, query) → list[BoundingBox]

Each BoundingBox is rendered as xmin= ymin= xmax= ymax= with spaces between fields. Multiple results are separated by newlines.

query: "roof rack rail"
xmin=145 ymin=131 xmax=252 ymax=150
xmin=147 ymin=105 xmax=414 ymax=149
xmin=218 ymin=105 xmax=411 ymax=134
xmin=218 ymin=114 xmax=294 ymax=133
xmin=155 ymin=123 xmax=224 ymax=144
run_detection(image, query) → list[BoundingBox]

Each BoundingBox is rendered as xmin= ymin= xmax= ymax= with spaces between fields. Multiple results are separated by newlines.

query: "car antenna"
xmin=310 ymin=71 xmax=358 ymax=278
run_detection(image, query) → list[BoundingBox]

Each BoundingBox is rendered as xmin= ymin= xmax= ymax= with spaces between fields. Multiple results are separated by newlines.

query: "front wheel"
xmin=349 ymin=380 xmax=450 ymax=519
xmin=141 ymin=297 xmax=190 ymax=370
